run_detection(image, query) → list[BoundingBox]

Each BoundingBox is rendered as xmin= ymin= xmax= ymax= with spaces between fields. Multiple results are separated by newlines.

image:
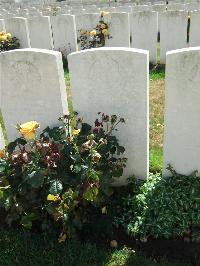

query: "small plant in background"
xmin=0 ymin=113 xmax=126 ymax=242
xmin=0 ymin=31 xmax=20 ymax=52
xmin=77 ymin=11 xmax=111 ymax=50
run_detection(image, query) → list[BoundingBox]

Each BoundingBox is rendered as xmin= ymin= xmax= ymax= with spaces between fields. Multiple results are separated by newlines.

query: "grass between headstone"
xmin=150 ymin=70 xmax=165 ymax=173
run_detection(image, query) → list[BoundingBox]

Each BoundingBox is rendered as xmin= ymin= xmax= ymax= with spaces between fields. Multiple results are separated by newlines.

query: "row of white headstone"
xmin=1 ymin=10 xmax=200 ymax=64
xmin=3 ymin=1 xmax=200 ymax=15
xmin=0 ymin=47 xmax=200 ymax=182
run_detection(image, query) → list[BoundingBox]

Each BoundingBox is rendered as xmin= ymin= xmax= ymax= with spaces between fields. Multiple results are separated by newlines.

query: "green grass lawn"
xmin=0 ymin=230 xmax=189 ymax=266
xmin=150 ymin=68 xmax=165 ymax=80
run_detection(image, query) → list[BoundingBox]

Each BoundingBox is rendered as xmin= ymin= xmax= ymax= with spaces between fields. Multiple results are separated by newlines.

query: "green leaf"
xmin=7 ymin=140 xmax=18 ymax=154
xmin=81 ymin=123 xmax=92 ymax=135
xmin=17 ymin=138 xmax=27 ymax=146
xmin=49 ymin=180 xmax=63 ymax=195
xmin=83 ymin=186 xmax=98 ymax=201
xmin=0 ymin=190 xmax=4 ymax=200
xmin=27 ymin=171 xmax=44 ymax=188
xmin=74 ymin=165 xmax=82 ymax=173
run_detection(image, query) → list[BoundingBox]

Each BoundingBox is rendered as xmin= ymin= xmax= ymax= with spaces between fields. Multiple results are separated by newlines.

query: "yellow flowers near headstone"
xmin=0 ymin=31 xmax=12 ymax=41
xmin=80 ymin=29 xmax=88 ymax=36
xmin=47 ymin=194 xmax=58 ymax=201
xmin=0 ymin=150 xmax=5 ymax=159
xmin=72 ymin=129 xmax=80 ymax=136
xmin=100 ymin=11 xmax=109 ymax=17
xmin=17 ymin=121 xmax=40 ymax=140
xmin=100 ymin=23 xmax=107 ymax=29
xmin=102 ymin=29 xmax=109 ymax=36
xmin=90 ymin=30 xmax=97 ymax=37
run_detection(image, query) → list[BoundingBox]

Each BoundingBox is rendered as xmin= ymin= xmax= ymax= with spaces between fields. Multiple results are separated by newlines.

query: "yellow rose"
xmin=90 ymin=30 xmax=96 ymax=37
xmin=0 ymin=31 xmax=6 ymax=36
xmin=100 ymin=23 xmax=106 ymax=30
xmin=18 ymin=121 xmax=39 ymax=140
xmin=72 ymin=129 xmax=80 ymax=136
xmin=80 ymin=29 xmax=87 ymax=36
xmin=0 ymin=35 xmax=7 ymax=41
xmin=47 ymin=194 xmax=58 ymax=201
xmin=0 ymin=150 xmax=5 ymax=159
xmin=100 ymin=11 xmax=109 ymax=17
xmin=102 ymin=29 xmax=109 ymax=36
xmin=6 ymin=33 xmax=11 ymax=39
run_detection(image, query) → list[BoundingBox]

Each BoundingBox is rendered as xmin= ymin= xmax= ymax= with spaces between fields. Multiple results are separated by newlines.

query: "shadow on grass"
xmin=0 ymin=229 xmax=190 ymax=266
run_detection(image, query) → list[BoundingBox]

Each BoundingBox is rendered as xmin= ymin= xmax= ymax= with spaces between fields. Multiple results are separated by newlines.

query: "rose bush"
xmin=77 ymin=11 xmax=111 ymax=50
xmin=0 ymin=113 xmax=126 ymax=241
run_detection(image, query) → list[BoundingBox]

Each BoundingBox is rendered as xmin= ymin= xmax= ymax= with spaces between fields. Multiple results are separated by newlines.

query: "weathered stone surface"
xmin=0 ymin=19 xmax=5 ymax=31
xmin=105 ymin=12 xmax=130 ymax=48
xmin=51 ymin=14 xmax=77 ymax=56
xmin=68 ymin=47 xmax=149 ymax=181
xmin=189 ymin=11 xmax=200 ymax=47
xmin=0 ymin=49 xmax=68 ymax=142
xmin=28 ymin=16 xmax=53 ymax=49
xmin=4 ymin=17 xmax=30 ymax=48
xmin=163 ymin=47 xmax=200 ymax=176
xmin=131 ymin=11 xmax=158 ymax=64
xmin=160 ymin=11 xmax=188 ymax=64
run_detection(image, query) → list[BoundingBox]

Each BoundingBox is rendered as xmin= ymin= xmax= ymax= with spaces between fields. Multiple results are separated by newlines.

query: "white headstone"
xmin=51 ymin=14 xmax=78 ymax=56
xmin=4 ymin=17 xmax=30 ymax=48
xmin=131 ymin=11 xmax=158 ymax=64
xmin=68 ymin=47 xmax=149 ymax=181
xmin=163 ymin=47 xmax=200 ymax=176
xmin=28 ymin=16 xmax=53 ymax=50
xmin=160 ymin=11 xmax=188 ymax=64
xmin=0 ymin=49 xmax=68 ymax=142
xmin=105 ymin=12 xmax=130 ymax=48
